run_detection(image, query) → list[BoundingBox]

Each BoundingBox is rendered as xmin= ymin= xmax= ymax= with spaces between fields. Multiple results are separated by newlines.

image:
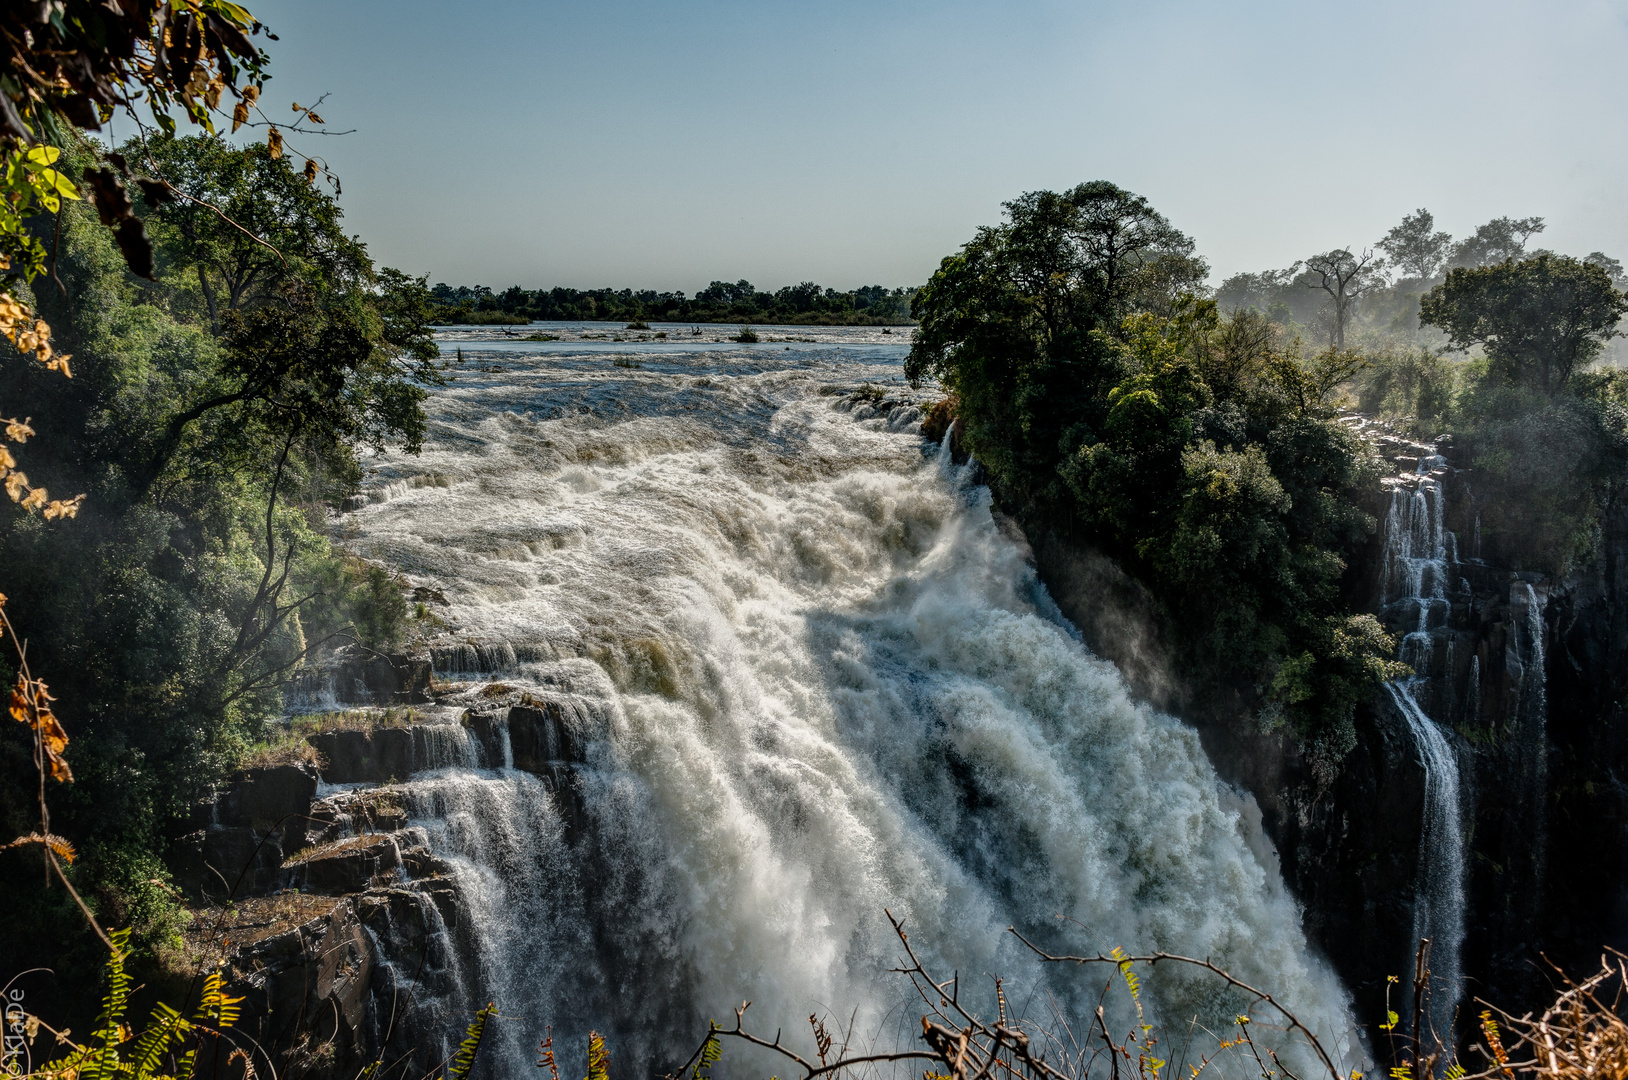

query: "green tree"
xmin=1448 ymin=215 xmax=1545 ymax=269
xmin=910 ymin=184 xmax=1396 ymax=770
xmin=1585 ymin=251 xmax=1625 ymax=288
xmin=1378 ymin=208 xmax=1453 ymax=282
xmin=1 ymin=157 xmax=431 ymax=980
xmin=136 ymin=134 xmax=371 ymax=329
xmin=1419 ymin=253 xmax=1627 ymax=396
xmin=906 ymin=181 xmax=1206 ymax=508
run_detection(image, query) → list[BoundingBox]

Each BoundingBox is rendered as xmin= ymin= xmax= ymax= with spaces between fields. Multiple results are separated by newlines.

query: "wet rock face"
xmin=173 ymin=702 xmax=596 ymax=1080
xmin=1027 ymin=426 xmax=1628 ymax=1031
xmin=338 ymin=649 xmax=433 ymax=706
xmin=1537 ymin=494 xmax=1628 ymax=975
xmin=507 ymin=701 xmax=588 ymax=769
xmin=184 ymin=791 xmax=470 ymax=1080
xmin=290 ymin=835 xmax=404 ymax=895
xmin=288 ymin=647 xmax=433 ymax=708
xmin=171 ymin=766 xmax=321 ymax=898
xmin=218 ymin=765 xmax=320 ymax=830
xmin=308 ymin=727 xmax=419 ymax=785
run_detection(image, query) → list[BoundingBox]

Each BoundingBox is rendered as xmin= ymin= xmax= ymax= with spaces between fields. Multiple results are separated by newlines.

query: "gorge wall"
xmin=1030 ymin=422 xmax=1628 ymax=1037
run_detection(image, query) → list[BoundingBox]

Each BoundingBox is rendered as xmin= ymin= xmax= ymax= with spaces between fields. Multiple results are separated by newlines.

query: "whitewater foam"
xmin=349 ymin=336 xmax=1360 ymax=1075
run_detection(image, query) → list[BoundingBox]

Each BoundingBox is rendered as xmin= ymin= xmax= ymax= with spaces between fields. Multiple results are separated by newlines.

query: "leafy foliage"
xmin=136 ymin=134 xmax=370 ymax=328
xmin=0 ymin=145 xmax=86 ymax=282
xmin=1419 ymin=255 xmax=1628 ymax=396
xmin=1447 ymin=216 xmax=1546 ymax=271
xmin=1449 ymin=374 xmax=1628 ymax=576
xmin=909 ymin=184 xmax=1396 ymax=769
xmin=25 ymin=926 xmax=244 ymax=1080
xmin=0 ymin=139 xmax=431 ymax=978
xmin=1379 ymin=210 xmax=1454 ymax=283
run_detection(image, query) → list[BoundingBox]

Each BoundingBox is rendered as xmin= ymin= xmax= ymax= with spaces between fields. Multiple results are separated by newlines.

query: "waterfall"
xmin=1508 ymin=582 xmax=1548 ymax=724
xmin=1380 ymin=472 xmax=1466 ymax=1045
xmin=343 ymin=339 xmax=1362 ymax=1077
xmin=1505 ymin=579 xmax=1550 ymax=925
xmin=1381 ymin=683 xmax=1466 ymax=1043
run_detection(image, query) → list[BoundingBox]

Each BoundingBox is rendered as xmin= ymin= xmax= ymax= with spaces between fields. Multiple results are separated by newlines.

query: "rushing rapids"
xmin=341 ymin=324 xmax=1360 ymax=1075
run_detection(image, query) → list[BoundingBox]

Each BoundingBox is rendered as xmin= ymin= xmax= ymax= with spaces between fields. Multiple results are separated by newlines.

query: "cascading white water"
xmin=1380 ymin=683 xmax=1465 ymax=1039
xmin=1379 ymin=470 xmax=1466 ymax=1045
xmin=1508 ymin=582 xmax=1548 ymax=722
xmin=346 ymin=328 xmax=1361 ymax=1076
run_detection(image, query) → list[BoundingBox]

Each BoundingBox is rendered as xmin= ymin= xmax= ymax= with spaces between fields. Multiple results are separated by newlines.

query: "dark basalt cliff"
xmin=1028 ymin=429 xmax=1628 ymax=1037
xmin=173 ymin=695 xmax=593 ymax=1080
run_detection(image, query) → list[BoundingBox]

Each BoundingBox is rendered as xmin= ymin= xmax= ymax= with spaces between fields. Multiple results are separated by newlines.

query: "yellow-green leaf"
xmin=210 ymin=0 xmax=255 ymax=24
xmin=48 ymin=172 xmax=81 ymax=200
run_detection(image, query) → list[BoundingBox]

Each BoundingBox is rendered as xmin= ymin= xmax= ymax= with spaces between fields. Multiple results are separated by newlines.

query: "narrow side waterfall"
xmin=1509 ymin=582 xmax=1549 ymax=728
xmin=344 ymin=333 xmax=1361 ymax=1076
xmin=1380 ymin=469 xmax=1466 ymax=1044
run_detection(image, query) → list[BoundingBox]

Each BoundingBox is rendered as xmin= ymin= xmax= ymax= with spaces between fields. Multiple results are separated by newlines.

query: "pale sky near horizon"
xmin=199 ymin=0 xmax=1628 ymax=294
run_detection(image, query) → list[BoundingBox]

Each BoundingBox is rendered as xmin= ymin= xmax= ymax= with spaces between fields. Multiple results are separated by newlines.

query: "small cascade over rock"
xmin=1508 ymin=581 xmax=1549 ymax=727
xmin=1379 ymin=453 xmax=1467 ymax=1043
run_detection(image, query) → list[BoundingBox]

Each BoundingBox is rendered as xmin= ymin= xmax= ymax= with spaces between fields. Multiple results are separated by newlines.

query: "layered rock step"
xmin=173 ymin=689 xmax=600 ymax=1080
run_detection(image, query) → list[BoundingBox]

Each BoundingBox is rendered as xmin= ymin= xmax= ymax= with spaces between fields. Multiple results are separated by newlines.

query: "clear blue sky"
xmin=198 ymin=0 xmax=1628 ymax=293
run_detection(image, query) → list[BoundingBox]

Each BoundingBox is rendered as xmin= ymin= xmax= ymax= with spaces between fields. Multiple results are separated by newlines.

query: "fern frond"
xmin=689 ymin=1026 xmax=721 ymax=1080
xmin=445 ymin=1003 xmax=495 ymax=1080
xmin=1112 ymin=945 xmax=1145 ymax=1024
xmin=538 ymin=1028 xmax=561 ymax=1080
xmin=175 ymin=967 xmax=242 ymax=1079
xmin=584 ymin=1031 xmax=609 ymax=1080
xmin=128 ymin=1001 xmax=189 ymax=1079
xmin=194 ymin=968 xmax=244 ymax=1029
xmin=80 ymin=928 xmax=134 ymax=1080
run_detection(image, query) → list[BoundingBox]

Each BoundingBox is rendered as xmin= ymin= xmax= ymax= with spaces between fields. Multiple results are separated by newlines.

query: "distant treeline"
xmin=1212 ymin=209 xmax=1627 ymax=358
xmin=429 ymin=279 xmax=920 ymax=325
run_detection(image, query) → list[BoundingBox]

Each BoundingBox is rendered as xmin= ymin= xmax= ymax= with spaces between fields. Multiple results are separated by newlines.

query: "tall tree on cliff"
xmin=1420 ymin=254 xmax=1627 ymax=397
xmin=905 ymin=180 xmax=1207 ymax=508
xmin=907 ymin=182 xmax=1398 ymax=774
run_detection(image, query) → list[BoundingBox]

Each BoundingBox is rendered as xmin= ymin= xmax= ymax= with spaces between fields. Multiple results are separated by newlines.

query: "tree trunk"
xmin=198 ymin=263 xmax=220 ymax=333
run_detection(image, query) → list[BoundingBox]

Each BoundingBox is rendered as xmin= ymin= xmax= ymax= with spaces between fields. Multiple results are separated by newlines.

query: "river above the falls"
xmin=338 ymin=322 xmax=1361 ymax=1077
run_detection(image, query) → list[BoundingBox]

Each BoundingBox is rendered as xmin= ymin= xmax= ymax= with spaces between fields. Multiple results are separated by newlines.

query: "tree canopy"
xmin=1378 ymin=209 xmax=1453 ymax=282
xmin=138 ymin=134 xmax=371 ymax=328
xmin=1420 ymin=254 xmax=1627 ymax=395
xmin=908 ymin=182 xmax=1398 ymax=772
xmin=1449 ymin=215 xmax=1547 ymax=270
xmin=1 ymin=132 xmax=440 ymax=977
